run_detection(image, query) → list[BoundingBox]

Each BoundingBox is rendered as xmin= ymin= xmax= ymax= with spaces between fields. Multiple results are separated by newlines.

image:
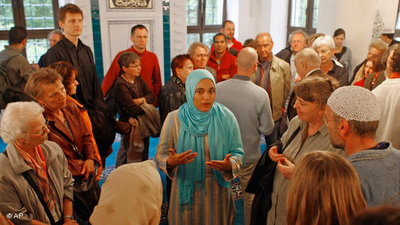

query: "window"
xmin=186 ymin=0 xmax=227 ymax=49
xmin=287 ymin=0 xmax=319 ymax=41
xmin=0 ymin=0 xmax=59 ymax=63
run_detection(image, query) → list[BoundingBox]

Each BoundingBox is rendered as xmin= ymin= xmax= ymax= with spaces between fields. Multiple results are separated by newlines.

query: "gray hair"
xmin=295 ymin=48 xmax=321 ymax=68
xmin=289 ymin=29 xmax=308 ymax=43
xmin=47 ymin=29 xmax=63 ymax=40
xmin=118 ymin=52 xmax=140 ymax=71
xmin=187 ymin=42 xmax=209 ymax=56
xmin=255 ymin=32 xmax=273 ymax=43
xmin=0 ymin=102 xmax=44 ymax=143
xmin=312 ymin=35 xmax=335 ymax=50
xmin=369 ymin=39 xmax=389 ymax=53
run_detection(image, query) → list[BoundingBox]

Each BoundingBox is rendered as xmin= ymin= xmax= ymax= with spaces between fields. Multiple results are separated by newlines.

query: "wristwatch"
xmin=64 ymin=215 xmax=74 ymax=220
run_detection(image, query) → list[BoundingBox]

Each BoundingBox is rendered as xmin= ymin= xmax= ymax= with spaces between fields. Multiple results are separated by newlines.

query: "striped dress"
xmin=155 ymin=110 xmax=242 ymax=225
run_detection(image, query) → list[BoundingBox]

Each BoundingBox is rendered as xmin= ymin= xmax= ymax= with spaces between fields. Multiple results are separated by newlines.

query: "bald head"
xmin=237 ymin=47 xmax=258 ymax=76
xmin=295 ymin=48 xmax=321 ymax=78
xmin=295 ymin=48 xmax=321 ymax=67
xmin=255 ymin=32 xmax=272 ymax=42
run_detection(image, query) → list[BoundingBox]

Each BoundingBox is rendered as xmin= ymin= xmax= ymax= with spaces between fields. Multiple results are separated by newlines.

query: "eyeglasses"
xmin=291 ymin=40 xmax=304 ymax=44
xmin=26 ymin=119 xmax=50 ymax=136
xmin=127 ymin=63 xmax=141 ymax=68
xmin=194 ymin=54 xmax=209 ymax=58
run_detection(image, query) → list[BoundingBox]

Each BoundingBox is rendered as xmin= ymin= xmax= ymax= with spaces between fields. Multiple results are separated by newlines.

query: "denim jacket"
xmin=348 ymin=142 xmax=400 ymax=206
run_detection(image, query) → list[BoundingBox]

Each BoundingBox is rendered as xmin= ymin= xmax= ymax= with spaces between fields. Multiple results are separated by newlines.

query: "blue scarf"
xmin=177 ymin=69 xmax=244 ymax=207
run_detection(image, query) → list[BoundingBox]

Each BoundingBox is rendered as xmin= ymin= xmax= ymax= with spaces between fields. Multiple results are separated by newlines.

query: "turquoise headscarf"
xmin=177 ymin=69 xmax=244 ymax=207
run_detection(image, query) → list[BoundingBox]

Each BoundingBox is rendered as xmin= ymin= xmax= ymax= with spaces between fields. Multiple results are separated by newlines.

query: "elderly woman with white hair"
xmin=0 ymin=101 xmax=75 ymax=225
xmin=312 ymin=35 xmax=349 ymax=86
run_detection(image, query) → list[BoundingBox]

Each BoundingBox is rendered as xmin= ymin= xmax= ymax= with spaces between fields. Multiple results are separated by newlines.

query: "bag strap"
xmin=22 ymin=170 xmax=57 ymax=225
xmin=281 ymin=126 xmax=301 ymax=153
xmin=3 ymin=150 xmax=59 ymax=224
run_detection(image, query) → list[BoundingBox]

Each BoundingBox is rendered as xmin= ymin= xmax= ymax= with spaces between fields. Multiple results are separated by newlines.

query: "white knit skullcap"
xmin=327 ymin=86 xmax=380 ymax=122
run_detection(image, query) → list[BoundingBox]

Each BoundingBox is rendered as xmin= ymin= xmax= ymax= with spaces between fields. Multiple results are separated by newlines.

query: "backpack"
xmin=0 ymin=55 xmax=34 ymax=109
xmin=0 ymin=55 xmax=18 ymax=109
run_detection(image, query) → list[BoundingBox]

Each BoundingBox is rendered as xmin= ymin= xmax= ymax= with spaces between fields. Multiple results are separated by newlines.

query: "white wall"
xmin=317 ymin=0 xmax=398 ymax=70
xmin=269 ymin=0 xmax=289 ymax=53
xmin=228 ymin=0 xmax=288 ymax=54
xmin=234 ymin=1 xmax=259 ymax=42
xmin=170 ymin=0 xmax=188 ymax=58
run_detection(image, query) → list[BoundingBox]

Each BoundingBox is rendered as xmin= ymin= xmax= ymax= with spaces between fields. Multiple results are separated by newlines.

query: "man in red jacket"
xmin=207 ymin=33 xmax=237 ymax=83
xmin=211 ymin=20 xmax=243 ymax=57
xmin=102 ymin=24 xmax=162 ymax=105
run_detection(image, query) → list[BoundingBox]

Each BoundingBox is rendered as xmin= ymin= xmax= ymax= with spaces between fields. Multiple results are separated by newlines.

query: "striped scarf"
xmin=15 ymin=144 xmax=56 ymax=210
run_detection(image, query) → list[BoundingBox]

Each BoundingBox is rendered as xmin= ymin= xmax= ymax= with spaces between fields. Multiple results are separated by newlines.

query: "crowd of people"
xmin=0 ymin=3 xmax=399 ymax=225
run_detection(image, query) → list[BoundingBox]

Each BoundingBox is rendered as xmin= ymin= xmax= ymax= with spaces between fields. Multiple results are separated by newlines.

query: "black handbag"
xmin=72 ymin=175 xmax=100 ymax=223
xmin=246 ymin=126 xmax=301 ymax=225
xmin=47 ymin=122 xmax=100 ymax=223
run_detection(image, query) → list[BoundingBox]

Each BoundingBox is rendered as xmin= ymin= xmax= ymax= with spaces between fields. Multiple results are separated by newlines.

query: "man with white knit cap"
xmin=324 ymin=86 xmax=400 ymax=206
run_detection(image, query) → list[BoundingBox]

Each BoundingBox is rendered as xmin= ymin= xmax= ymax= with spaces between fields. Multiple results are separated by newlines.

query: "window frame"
xmin=0 ymin=0 xmax=59 ymax=48
xmin=286 ymin=0 xmax=317 ymax=42
xmin=394 ymin=0 xmax=400 ymax=40
xmin=187 ymin=0 xmax=227 ymax=44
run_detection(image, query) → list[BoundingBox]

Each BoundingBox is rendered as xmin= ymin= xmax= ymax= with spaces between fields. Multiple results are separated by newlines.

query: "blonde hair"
xmin=369 ymin=39 xmax=388 ymax=53
xmin=307 ymin=33 xmax=325 ymax=47
xmin=25 ymin=68 xmax=63 ymax=99
xmin=287 ymin=151 xmax=367 ymax=225
xmin=187 ymin=42 xmax=209 ymax=56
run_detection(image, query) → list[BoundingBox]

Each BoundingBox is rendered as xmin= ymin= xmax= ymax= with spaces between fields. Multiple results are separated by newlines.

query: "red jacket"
xmin=102 ymin=47 xmax=162 ymax=105
xmin=210 ymin=37 xmax=243 ymax=57
xmin=206 ymin=50 xmax=237 ymax=83
xmin=44 ymin=98 xmax=100 ymax=177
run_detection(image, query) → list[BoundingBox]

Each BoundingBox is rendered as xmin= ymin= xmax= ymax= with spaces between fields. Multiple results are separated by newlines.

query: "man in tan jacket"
xmin=253 ymin=32 xmax=291 ymax=143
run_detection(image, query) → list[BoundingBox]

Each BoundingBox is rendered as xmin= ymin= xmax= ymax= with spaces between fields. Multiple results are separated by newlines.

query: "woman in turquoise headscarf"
xmin=156 ymin=69 xmax=244 ymax=225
